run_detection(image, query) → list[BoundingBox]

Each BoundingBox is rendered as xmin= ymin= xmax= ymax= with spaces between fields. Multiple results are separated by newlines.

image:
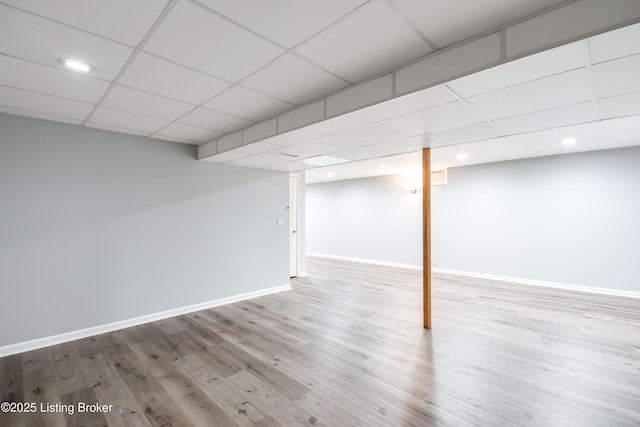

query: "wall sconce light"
xmin=409 ymin=187 xmax=418 ymax=193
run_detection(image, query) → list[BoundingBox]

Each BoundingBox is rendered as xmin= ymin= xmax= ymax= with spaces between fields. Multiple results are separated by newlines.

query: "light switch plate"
xmin=277 ymin=217 xmax=285 ymax=226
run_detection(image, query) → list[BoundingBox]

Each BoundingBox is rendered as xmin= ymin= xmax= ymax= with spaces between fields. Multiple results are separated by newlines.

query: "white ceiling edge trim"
xmin=197 ymin=2 xmax=640 ymax=161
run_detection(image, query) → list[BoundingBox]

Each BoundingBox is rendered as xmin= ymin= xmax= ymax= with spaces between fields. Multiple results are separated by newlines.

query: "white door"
xmin=289 ymin=175 xmax=298 ymax=277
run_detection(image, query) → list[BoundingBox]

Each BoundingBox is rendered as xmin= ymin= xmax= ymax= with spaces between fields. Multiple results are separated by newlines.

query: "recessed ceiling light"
xmin=561 ymin=138 xmax=576 ymax=146
xmin=456 ymin=153 xmax=468 ymax=160
xmin=58 ymin=58 xmax=95 ymax=73
xmin=326 ymin=172 xmax=334 ymax=178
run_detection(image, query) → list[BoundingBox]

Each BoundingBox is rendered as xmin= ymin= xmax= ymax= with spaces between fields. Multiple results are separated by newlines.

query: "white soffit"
xmin=389 ymin=0 xmax=566 ymax=49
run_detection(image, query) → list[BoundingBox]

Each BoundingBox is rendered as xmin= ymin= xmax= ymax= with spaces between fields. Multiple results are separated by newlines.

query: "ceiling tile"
xmin=361 ymin=85 xmax=456 ymax=120
xmin=0 ymin=55 xmax=109 ymax=104
xmin=229 ymin=156 xmax=283 ymax=167
xmin=306 ymin=112 xmax=376 ymax=135
xmin=155 ymin=123 xmax=223 ymax=143
xmin=0 ymin=86 xmax=93 ymax=120
xmin=235 ymin=141 xmax=282 ymax=155
xmin=264 ymin=162 xmax=314 ymax=171
xmin=467 ymin=68 xmax=592 ymax=120
xmin=258 ymin=149 xmax=311 ymax=162
xmin=494 ymin=101 xmax=596 ymax=135
xmin=281 ymin=136 xmax=363 ymax=157
xmin=424 ymin=122 xmax=504 ymax=147
xmin=389 ymin=0 xmax=565 ymax=48
xmin=447 ymin=42 xmax=585 ymax=98
xmin=598 ymin=91 xmax=640 ymax=120
xmin=240 ymin=54 xmax=347 ymax=105
xmin=588 ymin=22 xmax=640 ymax=64
xmin=205 ymin=86 xmax=294 ymax=121
xmin=0 ymin=106 xmax=83 ymax=125
xmin=195 ymin=0 xmax=367 ymax=48
xmin=90 ymin=107 xmax=169 ymax=133
xmin=101 ymin=85 xmax=194 ymax=121
xmin=85 ymin=122 xmax=149 ymax=136
xmin=1 ymin=0 xmax=169 ymax=46
xmin=144 ymin=0 xmax=285 ymax=81
xmin=592 ymin=54 xmax=640 ymax=99
xmin=296 ymin=1 xmax=432 ymax=82
xmin=331 ymin=146 xmax=389 ymax=161
xmin=0 ymin=4 xmax=133 ymax=81
xmin=261 ymin=128 xmax=323 ymax=146
xmin=178 ymin=107 xmax=253 ymax=133
xmin=118 ymin=53 xmax=231 ymax=105
xmin=370 ymin=136 xmax=428 ymax=154
xmin=388 ymin=101 xmax=486 ymax=134
xmin=332 ymin=122 xmax=415 ymax=146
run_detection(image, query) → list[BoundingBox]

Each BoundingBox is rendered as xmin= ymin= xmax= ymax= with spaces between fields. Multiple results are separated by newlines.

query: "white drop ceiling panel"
xmin=447 ymin=42 xmax=585 ymax=98
xmin=143 ymin=0 xmax=284 ymax=82
xmin=155 ymin=122 xmax=223 ymax=143
xmin=101 ymin=85 xmax=194 ymax=121
xmin=229 ymin=156 xmax=282 ymax=167
xmin=370 ymin=136 xmax=428 ymax=154
xmin=241 ymin=54 xmax=347 ymax=105
xmin=0 ymin=55 xmax=109 ymax=104
xmin=283 ymin=136 xmax=363 ymax=157
xmin=86 ymin=122 xmax=149 ymax=137
xmin=332 ymin=146 xmax=389 ymax=161
xmin=388 ymin=101 xmax=486 ymax=134
xmin=258 ymin=149 xmax=309 ymax=162
xmin=90 ymin=107 xmax=168 ymax=133
xmin=494 ymin=102 xmax=596 ymax=135
xmin=467 ymin=68 xmax=592 ymax=120
xmin=178 ymin=107 xmax=253 ymax=133
xmin=588 ymin=23 xmax=640 ymax=64
xmin=592 ymin=54 xmax=640 ymax=99
xmin=118 ymin=53 xmax=231 ymax=105
xmin=598 ymin=92 xmax=640 ymax=120
xmin=205 ymin=86 xmax=293 ymax=121
xmin=195 ymin=0 xmax=367 ymax=49
xmin=0 ymin=106 xmax=83 ymax=125
xmin=235 ymin=141 xmax=282 ymax=155
xmin=361 ymin=85 xmax=456 ymax=120
xmin=331 ymin=122 xmax=415 ymax=146
xmin=0 ymin=86 xmax=93 ymax=120
xmin=0 ymin=4 xmax=133 ymax=81
xmin=390 ymin=0 xmax=565 ymax=48
xmin=265 ymin=162 xmax=315 ymax=172
xmin=261 ymin=128 xmax=323 ymax=146
xmin=1 ymin=0 xmax=169 ymax=46
xmin=296 ymin=1 xmax=433 ymax=82
xmin=306 ymin=112 xmax=376 ymax=135
xmin=424 ymin=122 xmax=504 ymax=147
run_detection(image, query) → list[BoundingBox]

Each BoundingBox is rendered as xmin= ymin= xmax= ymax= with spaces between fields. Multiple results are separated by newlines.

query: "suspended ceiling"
xmin=1 ymin=0 xmax=640 ymax=177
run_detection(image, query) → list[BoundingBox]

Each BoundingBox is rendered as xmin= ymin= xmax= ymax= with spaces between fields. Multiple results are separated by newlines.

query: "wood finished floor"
xmin=2 ymin=256 xmax=640 ymax=426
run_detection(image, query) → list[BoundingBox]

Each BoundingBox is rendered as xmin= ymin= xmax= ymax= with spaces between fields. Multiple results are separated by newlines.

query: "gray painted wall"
xmin=306 ymin=173 xmax=423 ymax=266
xmin=0 ymin=113 xmax=290 ymax=347
xmin=306 ymin=146 xmax=640 ymax=292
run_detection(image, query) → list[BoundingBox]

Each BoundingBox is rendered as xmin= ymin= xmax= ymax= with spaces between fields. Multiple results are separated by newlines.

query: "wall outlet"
xmin=411 ymin=245 xmax=417 ymax=253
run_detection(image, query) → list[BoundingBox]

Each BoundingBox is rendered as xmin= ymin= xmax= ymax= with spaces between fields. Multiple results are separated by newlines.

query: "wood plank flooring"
xmin=2 ymin=256 xmax=640 ymax=426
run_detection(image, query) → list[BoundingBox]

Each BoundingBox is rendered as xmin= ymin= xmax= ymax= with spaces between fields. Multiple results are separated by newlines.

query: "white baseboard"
xmin=296 ymin=272 xmax=308 ymax=277
xmin=432 ymin=268 xmax=640 ymax=299
xmin=0 ymin=284 xmax=291 ymax=358
xmin=306 ymin=252 xmax=422 ymax=270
